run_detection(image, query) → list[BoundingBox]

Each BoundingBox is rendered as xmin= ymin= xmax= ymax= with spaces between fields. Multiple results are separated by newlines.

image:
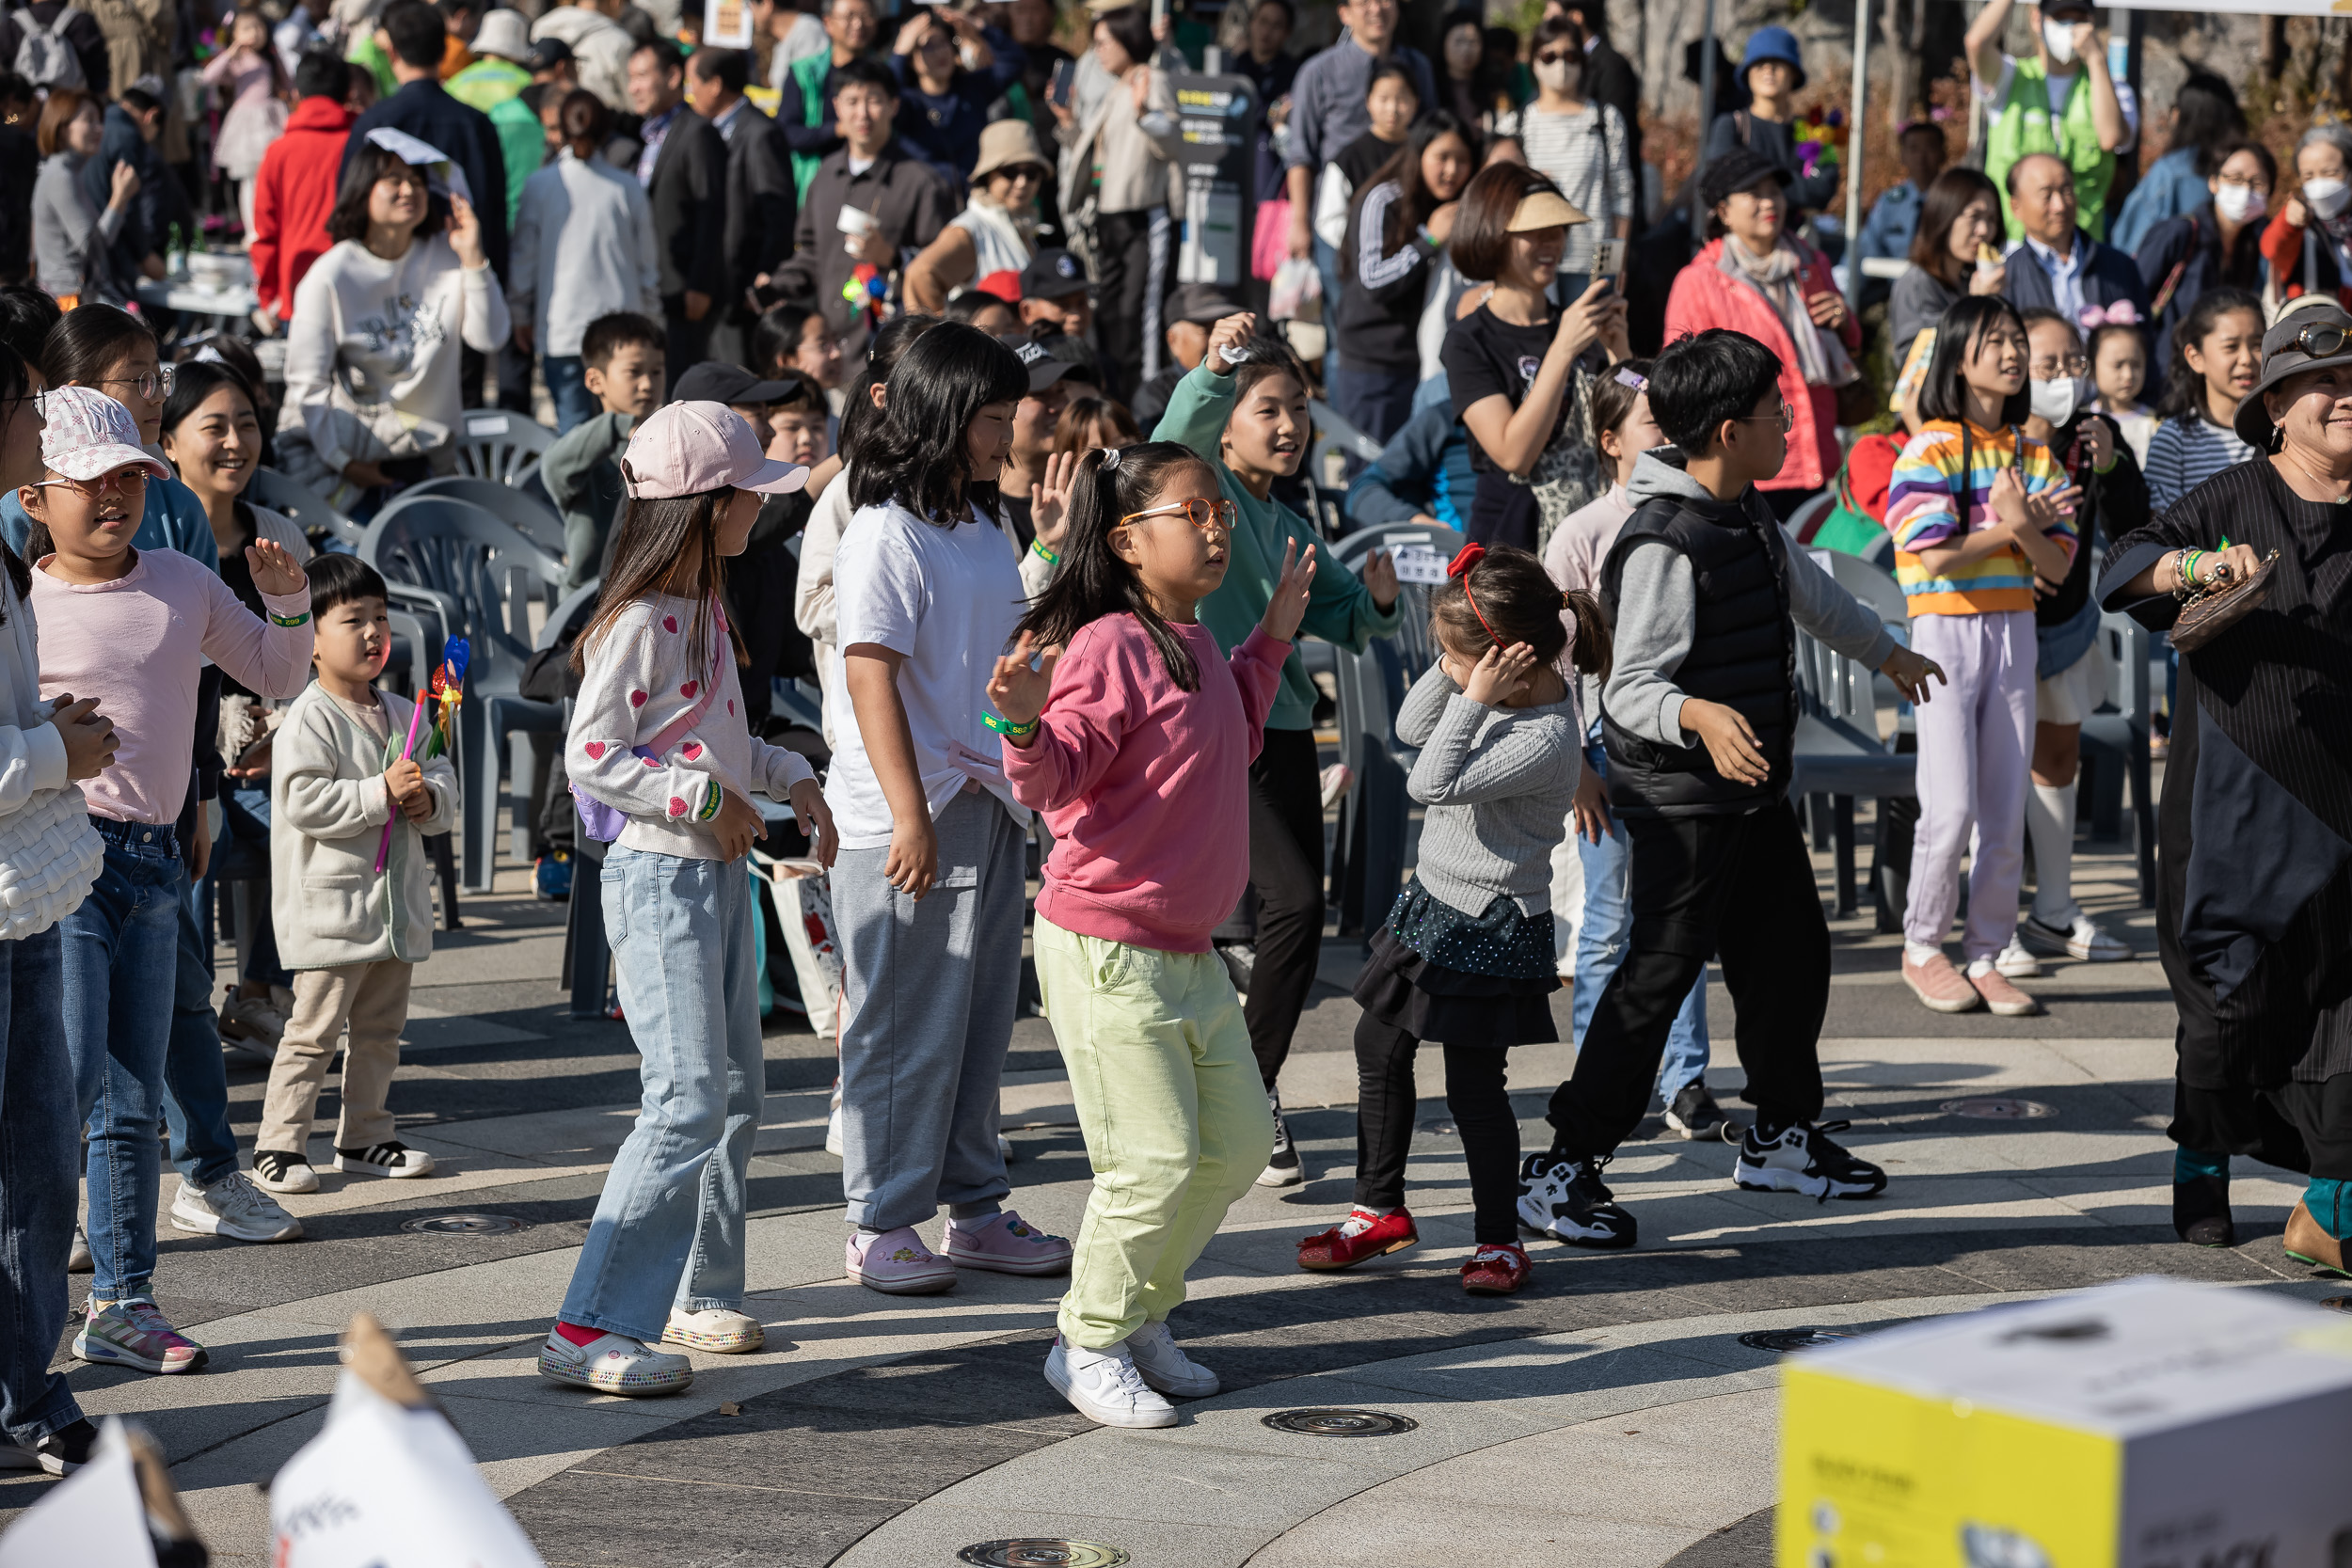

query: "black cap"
xmin=1697 ymin=148 xmax=1792 ymax=213
xmin=1021 ymin=248 xmax=1091 ymax=301
xmin=1165 ymin=283 xmax=1240 ymax=327
xmin=1001 ymin=335 xmax=1099 ymax=392
xmin=673 ymin=362 xmax=800 ymax=406
xmin=526 ymin=36 xmax=574 ymax=71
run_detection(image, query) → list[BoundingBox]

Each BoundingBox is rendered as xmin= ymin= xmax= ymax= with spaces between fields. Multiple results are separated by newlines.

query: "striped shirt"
xmin=1517 ymin=103 xmax=1634 ymax=275
xmin=1885 ymin=420 xmax=2077 ymax=615
xmin=2142 ymin=414 xmax=2254 ymax=514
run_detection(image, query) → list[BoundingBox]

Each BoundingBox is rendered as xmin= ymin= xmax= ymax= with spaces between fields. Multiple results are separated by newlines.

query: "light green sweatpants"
xmin=1035 ymin=915 xmax=1276 ymax=1349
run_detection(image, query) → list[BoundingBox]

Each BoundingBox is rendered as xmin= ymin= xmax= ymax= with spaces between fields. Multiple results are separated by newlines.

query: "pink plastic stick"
xmin=373 ymin=689 xmax=433 ymax=874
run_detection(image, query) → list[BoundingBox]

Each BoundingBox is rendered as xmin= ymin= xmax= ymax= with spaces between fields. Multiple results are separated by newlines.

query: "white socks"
xmin=2025 ymin=781 xmax=2078 ymax=927
xmin=1338 ymin=1206 xmax=1395 ymax=1238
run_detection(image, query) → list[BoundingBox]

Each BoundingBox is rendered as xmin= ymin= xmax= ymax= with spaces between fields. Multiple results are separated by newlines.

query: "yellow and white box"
xmin=1777 ymin=1276 xmax=2352 ymax=1568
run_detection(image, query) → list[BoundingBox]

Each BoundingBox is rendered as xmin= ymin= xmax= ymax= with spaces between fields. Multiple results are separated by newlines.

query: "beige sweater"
xmin=270 ymin=683 xmax=457 ymax=969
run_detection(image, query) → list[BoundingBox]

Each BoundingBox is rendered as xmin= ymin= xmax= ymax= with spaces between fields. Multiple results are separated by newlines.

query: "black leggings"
xmin=1092 ymin=208 xmax=1168 ymax=404
xmin=1353 ymin=1015 xmax=1520 ymax=1243
xmin=1245 ymin=727 xmax=1326 ymax=1091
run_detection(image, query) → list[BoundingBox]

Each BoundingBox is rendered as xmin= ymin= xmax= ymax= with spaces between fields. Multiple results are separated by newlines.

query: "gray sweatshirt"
xmin=1602 ymin=450 xmax=1896 ymax=749
xmin=32 ymin=152 xmax=124 ymax=299
xmin=1400 ymin=664 xmax=1581 ymax=918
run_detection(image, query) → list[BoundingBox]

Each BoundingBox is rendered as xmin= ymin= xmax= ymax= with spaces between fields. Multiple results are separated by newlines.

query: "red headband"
xmin=1447 ymin=543 xmax=1505 ymax=649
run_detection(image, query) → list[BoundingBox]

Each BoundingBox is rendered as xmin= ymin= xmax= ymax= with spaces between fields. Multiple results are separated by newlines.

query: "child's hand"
xmin=1987 ymin=466 xmax=2029 ymax=529
xmin=2076 ymin=417 xmax=2112 ymax=471
xmin=1571 ymin=765 xmax=1611 ymax=845
xmin=1881 ymin=644 xmax=1947 ymax=706
xmin=1679 ymin=698 xmax=1770 ymax=786
xmin=788 ymin=777 xmax=838 ymax=867
xmin=248 ymin=537 xmax=310 ymax=598
xmin=1030 ymin=450 xmax=1079 ymax=555
xmin=885 ymin=811 xmax=938 ymax=900
xmin=46 ymin=694 xmax=116 ymax=782
xmin=1461 ymin=641 xmax=1536 ymax=706
xmin=384 ymin=756 xmax=430 ymax=820
xmin=1203 ymin=312 xmax=1256 ymax=374
xmin=2023 ymin=483 xmax=2082 ymax=534
xmin=711 ymin=788 xmax=764 ymax=861
xmin=1259 ymin=538 xmax=1317 ymax=642
xmin=987 ymin=631 xmax=1060 ymax=736
xmin=1359 ymin=547 xmax=1397 ymax=610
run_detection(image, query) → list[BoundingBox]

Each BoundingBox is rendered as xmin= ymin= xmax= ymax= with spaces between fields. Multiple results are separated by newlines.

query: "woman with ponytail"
xmin=988 ymin=439 xmax=1316 ymax=1428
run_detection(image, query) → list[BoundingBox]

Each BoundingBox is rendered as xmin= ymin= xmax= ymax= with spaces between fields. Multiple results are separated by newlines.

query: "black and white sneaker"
xmin=1256 ymin=1092 xmax=1302 ymax=1187
xmin=251 ymin=1148 xmax=318 ymax=1194
xmin=334 ymin=1141 xmax=436 ymax=1180
xmin=0 ymin=1418 xmax=97 ymax=1476
xmin=1662 ymin=1082 xmax=1740 ymax=1143
xmin=1515 ymin=1153 xmax=1637 ymax=1248
xmin=1733 ymin=1118 xmax=1885 ymax=1201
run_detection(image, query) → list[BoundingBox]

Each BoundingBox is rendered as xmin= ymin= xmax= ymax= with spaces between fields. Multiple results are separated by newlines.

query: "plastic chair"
xmin=1788 ymin=628 xmax=1916 ymax=919
xmin=447 ymin=410 xmax=556 ymax=490
xmin=400 ymin=473 xmax=564 ymax=555
xmin=361 ymin=498 xmax=566 ymax=892
xmin=1785 ymin=490 xmax=1835 ymax=544
xmin=2077 ymin=612 xmax=2155 ymax=907
xmin=246 ymin=466 xmax=362 ymax=548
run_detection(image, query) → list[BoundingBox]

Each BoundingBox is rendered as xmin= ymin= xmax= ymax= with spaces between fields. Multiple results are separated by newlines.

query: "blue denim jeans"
xmin=0 ymin=927 xmax=85 ymax=1443
xmin=216 ymin=783 xmax=289 ymax=987
xmin=1312 ymin=235 xmax=1343 ymax=388
xmin=165 ymin=866 xmax=242 ymax=1191
xmin=1575 ymin=743 xmax=1710 ymax=1101
xmin=60 ymin=823 xmax=185 ymax=1302
xmin=559 ymin=847 xmax=762 ymax=1342
xmin=544 ymin=356 xmax=599 ymax=436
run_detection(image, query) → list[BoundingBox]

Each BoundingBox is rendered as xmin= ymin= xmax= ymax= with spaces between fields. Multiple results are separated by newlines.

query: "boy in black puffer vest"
xmin=1518 ymin=328 xmax=1947 ymax=1248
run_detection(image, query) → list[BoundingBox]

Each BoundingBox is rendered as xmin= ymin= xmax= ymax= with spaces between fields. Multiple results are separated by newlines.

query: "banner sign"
xmin=1168 ymin=72 xmax=1259 ymax=289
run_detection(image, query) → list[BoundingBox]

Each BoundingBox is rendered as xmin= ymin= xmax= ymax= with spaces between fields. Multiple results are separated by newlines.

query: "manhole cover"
xmin=400 ymin=1213 xmax=527 ymax=1236
xmin=1261 ymin=1408 xmax=1419 ymax=1437
xmin=1739 ymin=1329 xmax=1857 ymax=1354
xmin=957 ymin=1542 xmax=1129 ymax=1567
xmin=1939 ymin=1098 xmax=2057 ymax=1120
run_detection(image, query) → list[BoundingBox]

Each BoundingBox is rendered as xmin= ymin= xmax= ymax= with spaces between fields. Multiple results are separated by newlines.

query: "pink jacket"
xmin=1002 ymin=615 xmax=1289 ymax=953
xmin=1661 ymin=237 xmax=1860 ymax=494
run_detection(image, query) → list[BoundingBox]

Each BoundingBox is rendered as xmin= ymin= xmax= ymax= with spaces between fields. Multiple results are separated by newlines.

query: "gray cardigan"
xmin=1399 ymin=664 xmax=1581 ymax=918
xmin=32 ymin=152 xmax=123 ymax=298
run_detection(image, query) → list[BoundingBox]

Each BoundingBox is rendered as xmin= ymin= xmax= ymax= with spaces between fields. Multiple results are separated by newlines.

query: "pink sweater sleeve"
xmin=1229 ymin=627 xmax=1291 ymax=758
xmin=999 ymin=626 xmax=1137 ymax=813
xmin=195 ymin=564 xmax=316 ymax=700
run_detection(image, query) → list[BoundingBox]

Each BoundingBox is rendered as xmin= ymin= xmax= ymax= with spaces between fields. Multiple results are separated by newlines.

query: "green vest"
xmin=1985 ymin=57 xmax=2115 ymax=241
xmin=789 ymin=50 xmax=833 ymax=208
xmin=487 ymin=95 xmax=544 ymax=229
xmin=448 ymin=55 xmax=529 ymax=114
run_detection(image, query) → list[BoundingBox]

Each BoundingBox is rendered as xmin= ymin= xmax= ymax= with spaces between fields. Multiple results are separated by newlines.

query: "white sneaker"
xmin=1044 ymin=1336 xmax=1176 ymax=1428
xmin=824 ymin=1101 xmax=845 ymax=1158
xmin=661 ymin=1307 xmax=765 ymax=1354
xmin=67 ymin=1225 xmax=90 ymax=1274
xmin=2019 ymin=911 xmax=2132 ymax=962
xmin=1124 ymin=1319 xmax=1218 ymax=1398
xmin=216 ymin=989 xmax=287 ymax=1047
xmin=334 ymin=1141 xmax=435 ymax=1179
xmin=1992 ymin=937 xmax=2042 ymax=979
xmin=1256 ymin=1091 xmax=1303 ymax=1188
xmin=537 ymin=1329 xmax=693 ymax=1396
xmin=170 ymin=1171 xmax=303 ymax=1243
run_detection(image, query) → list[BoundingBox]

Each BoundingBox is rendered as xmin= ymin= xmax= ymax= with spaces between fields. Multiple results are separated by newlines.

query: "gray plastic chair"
xmin=401 ymin=473 xmax=564 ymax=555
xmin=246 ymin=466 xmax=362 ymax=548
xmin=361 ymin=498 xmax=566 ymax=892
xmin=447 ymin=409 xmax=556 ymax=490
xmin=1788 ymin=627 xmax=1915 ymax=919
xmin=2076 ymin=612 xmax=2155 ymax=907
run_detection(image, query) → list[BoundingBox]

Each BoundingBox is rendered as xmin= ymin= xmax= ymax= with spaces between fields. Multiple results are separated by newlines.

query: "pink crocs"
xmin=946 ymin=1210 xmax=1073 ymax=1276
xmin=847 ymin=1226 xmax=957 ymax=1294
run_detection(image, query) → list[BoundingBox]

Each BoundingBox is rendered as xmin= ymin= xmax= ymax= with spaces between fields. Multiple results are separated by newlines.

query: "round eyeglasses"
xmin=1119 ymin=497 xmax=1236 ymax=534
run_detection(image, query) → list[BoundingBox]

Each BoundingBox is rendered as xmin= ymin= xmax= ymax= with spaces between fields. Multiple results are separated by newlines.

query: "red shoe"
xmin=1460 ymin=1242 xmax=1531 ymax=1295
xmin=1296 ymin=1209 xmax=1419 ymax=1271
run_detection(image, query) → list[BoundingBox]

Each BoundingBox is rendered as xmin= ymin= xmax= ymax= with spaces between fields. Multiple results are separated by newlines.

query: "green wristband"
xmin=695 ymin=781 xmax=723 ymax=822
xmin=983 ymin=712 xmax=1039 ymax=738
xmin=268 ymin=610 xmax=311 ymax=627
xmin=1031 ymin=539 xmax=1059 ymax=566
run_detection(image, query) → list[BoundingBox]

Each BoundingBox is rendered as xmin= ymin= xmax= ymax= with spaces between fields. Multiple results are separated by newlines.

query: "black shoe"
xmin=1256 ymin=1092 xmax=1302 ymax=1188
xmin=1216 ymin=942 xmax=1255 ymax=995
xmin=1733 ymin=1118 xmax=1886 ymax=1202
xmin=1515 ymin=1152 xmax=1637 ymax=1248
xmin=2172 ymin=1175 xmax=2235 ymax=1247
xmin=0 ymin=1418 xmax=99 ymax=1477
xmin=1662 ymin=1082 xmax=1740 ymax=1143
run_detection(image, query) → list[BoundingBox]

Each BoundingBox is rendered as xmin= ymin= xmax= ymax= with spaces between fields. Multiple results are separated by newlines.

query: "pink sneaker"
xmin=1901 ymin=951 xmax=1982 ymax=1014
xmin=1965 ymin=960 xmax=2043 ymax=1018
xmin=846 ymin=1226 xmax=957 ymax=1294
xmin=946 ymin=1210 xmax=1073 ymax=1275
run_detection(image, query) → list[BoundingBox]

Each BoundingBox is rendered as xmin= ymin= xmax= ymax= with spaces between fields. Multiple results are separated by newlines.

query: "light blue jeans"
xmin=1575 ymin=742 xmax=1710 ymax=1101
xmin=559 ymin=847 xmax=763 ymax=1343
xmin=543 ymin=356 xmax=600 ymax=436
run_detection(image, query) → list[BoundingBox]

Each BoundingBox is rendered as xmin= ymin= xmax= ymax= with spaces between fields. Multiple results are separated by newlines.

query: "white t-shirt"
xmin=826 ymin=498 xmax=1031 ymax=848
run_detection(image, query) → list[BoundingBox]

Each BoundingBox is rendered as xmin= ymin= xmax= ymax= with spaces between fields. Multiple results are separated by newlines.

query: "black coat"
xmin=341 ymin=79 xmax=512 ymax=280
xmin=80 ymin=104 xmax=192 ymax=296
xmin=1581 ymin=35 xmax=1642 ymax=180
xmin=720 ymin=102 xmax=796 ymax=320
xmin=646 ymin=106 xmax=729 ymax=304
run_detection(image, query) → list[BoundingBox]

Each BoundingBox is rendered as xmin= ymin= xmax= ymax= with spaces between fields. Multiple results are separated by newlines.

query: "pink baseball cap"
xmin=39 ymin=386 xmax=171 ymax=484
xmin=619 ymin=401 xmax=809 ymax=499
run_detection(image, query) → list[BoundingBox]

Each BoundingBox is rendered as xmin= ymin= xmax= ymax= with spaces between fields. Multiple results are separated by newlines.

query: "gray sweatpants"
xmin=832 ymin=788 xmax=1026 ymax=1231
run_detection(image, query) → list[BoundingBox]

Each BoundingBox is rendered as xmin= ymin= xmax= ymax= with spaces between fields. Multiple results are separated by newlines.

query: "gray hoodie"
xmin=1601 ymin=450 xmax=1896 ymax=749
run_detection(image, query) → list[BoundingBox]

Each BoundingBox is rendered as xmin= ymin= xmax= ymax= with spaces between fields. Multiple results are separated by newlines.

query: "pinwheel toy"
xmin=376 ymin=639 xmax=468 ymax=873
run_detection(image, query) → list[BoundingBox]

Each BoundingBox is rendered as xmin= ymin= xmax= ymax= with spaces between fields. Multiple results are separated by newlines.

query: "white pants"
xmin=1903 ymin=610 xmax=2036 ymax=961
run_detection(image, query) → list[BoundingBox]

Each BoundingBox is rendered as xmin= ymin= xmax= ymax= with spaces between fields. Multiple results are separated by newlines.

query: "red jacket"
xmin=1661 ymin=237 xmax=1863 ymax=494
xmin=251 ymin=97 xmax=353 ymax=323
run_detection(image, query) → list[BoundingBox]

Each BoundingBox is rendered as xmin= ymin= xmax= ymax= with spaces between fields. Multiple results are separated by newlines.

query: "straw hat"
xmin=970 ymin=118 xmax=1052 ymax=183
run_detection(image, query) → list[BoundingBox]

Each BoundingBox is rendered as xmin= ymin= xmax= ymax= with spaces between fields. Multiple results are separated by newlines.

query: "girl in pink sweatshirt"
xmin=988 ymin=441 xmax=1315 ymax=1431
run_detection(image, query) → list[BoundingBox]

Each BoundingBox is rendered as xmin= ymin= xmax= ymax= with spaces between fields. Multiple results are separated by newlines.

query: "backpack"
xmin=11 ymin=8 xmax=81 ymax=90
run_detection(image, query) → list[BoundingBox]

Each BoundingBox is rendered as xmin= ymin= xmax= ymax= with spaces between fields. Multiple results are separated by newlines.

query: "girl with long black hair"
xmin=1331 ymin=110 xmax=1478 ymax=447
xmin=2144 ymin=286 xmax=2265 ymax=512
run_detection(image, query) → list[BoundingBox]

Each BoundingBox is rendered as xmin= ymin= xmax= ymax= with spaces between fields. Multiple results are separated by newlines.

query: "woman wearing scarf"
xmin=2261 ymin=123 xmax=2352 ymax=313
xmin=903 ymin=119 xmax=1053 ymax=312
xmin=1662 ymin=150 xmax=1863 ymax=519
xmin=2095 ymin=295 xmax=2352 ymax=1277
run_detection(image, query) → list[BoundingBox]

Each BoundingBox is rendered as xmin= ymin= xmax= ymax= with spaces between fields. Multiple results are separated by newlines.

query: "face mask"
xmin=2042 ymin=18 xmax=2078 ymax=66
xmin=2307 ymin=177 xmax=2352 ymax=220
xmin=1533 ymin=56 xmax=1572 ymax=92
xmin=2029 ymin=374 xmax=2082 ymax=427
xmin=2215 ymin=182 xmax=2266 ymax=225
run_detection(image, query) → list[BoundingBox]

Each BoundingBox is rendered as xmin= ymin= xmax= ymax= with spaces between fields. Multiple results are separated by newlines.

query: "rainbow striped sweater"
xmin=1885 ymin=420 xmax=2076 ymax=616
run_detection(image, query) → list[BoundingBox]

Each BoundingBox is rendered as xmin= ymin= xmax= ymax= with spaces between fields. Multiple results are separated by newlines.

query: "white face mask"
xmin=2042 ymin=18 xmax=2078 ymax=66
xmin=2029 ymin=374 xmax=2083 ymax=427
xmin=2215 ymin=181 xmax=2267 ymax=225
xmin=1533 ymin=55 xmax=1573 ymax=93
xmin=2306 ymin=176 xmax=2352 ymax=220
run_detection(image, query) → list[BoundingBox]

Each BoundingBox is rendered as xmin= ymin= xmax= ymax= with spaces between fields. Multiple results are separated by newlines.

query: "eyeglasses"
xmin=96 ymin=365 xmax=173 ymax=404
xmin=1736 ymin=399 xmax=1796 ymax=434
xmin=2032 ymin=355 xmax=2090 ymax=377
xmin=1119 ymin=497 xmax=1236 ymax=534
xmin=34 ymin=469 xmax=148 ymax=499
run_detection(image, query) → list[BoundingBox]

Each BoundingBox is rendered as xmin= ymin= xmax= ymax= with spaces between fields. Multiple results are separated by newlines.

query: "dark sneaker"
xmin=1662 ymin=1082 xmax=1740 ymax=1143
xmin=1516 ymin=1153 xmax=1637 ymax=1248
xmin=1216 ymin=942 xmax=1255 ymax=995
xmin=535 ymin=851 xmax=573 ymax=901
xmin=0 ymin=1418 xmax=98 ymax=1476
xmin=1733 ymin=1118 xmax=1886 ymax=1202
xmin=2172 ymin=1175 xmax=2235 ymax=1248
xmin=1256 ymin=1091 xmax=1302 ymax=1188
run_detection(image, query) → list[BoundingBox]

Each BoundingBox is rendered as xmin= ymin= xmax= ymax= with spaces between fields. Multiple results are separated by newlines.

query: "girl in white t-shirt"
xmin=830 ymin=324 xmax=1076 ymax=1295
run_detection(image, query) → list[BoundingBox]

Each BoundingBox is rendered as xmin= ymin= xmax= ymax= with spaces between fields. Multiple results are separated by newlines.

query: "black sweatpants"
xmin=1092 ymin=207 xmax=1168 ymax=404
xmin=1353 ymin=1016 xmax=1520 ymax=1243
xmin=1547 ymin=802 xmax=1827 ymax=1159
xmin=1246 ymin=726 xmax=1326 ymax=1092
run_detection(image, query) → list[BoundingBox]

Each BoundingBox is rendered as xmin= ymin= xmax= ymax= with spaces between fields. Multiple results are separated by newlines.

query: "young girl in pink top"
xmin=988 ymin=440 xmax=1315 ymax=1431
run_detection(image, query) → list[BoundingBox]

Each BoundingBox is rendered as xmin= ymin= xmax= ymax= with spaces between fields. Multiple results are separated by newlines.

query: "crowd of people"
xmin=0 ymin=0 xmax=2339 ymax=1475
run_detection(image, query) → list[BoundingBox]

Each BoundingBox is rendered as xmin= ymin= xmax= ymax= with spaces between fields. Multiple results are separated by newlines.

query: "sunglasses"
xmin=1119 ymin=497 xmax=1235 ymax=534
xmin=1534 ymin=49 xmax=1576 ymax=65
xmin=2285 ymin=323 xmax=2352 ymax=359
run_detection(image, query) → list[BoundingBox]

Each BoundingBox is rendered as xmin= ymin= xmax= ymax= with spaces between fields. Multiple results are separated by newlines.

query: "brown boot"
xmin=2282 ymin=1201 xmax=2350 ymax=1278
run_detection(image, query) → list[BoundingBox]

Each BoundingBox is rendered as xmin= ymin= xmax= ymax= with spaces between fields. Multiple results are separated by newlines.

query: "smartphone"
xmin=1048 ymin=56 xmax=1075 ymax=107
xmin=1591 ymin=237 xmax=1626 ymax=278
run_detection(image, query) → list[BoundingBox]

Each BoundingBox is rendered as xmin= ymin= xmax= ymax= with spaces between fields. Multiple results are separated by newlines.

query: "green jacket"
xmin=446 ymin=55 xmax=527 ymax=112
xmin=1985 ymin=57 xmax=2116 ymax=241
xmin=486 ymin=95 xmax=544 ymax=229
xmin=1152 ymin=364 xmax=1402 ymax=731
xmin=346 ymin=33 xmax=399 ymax=102
xmin=789 ymin=49 xmax=830 ymax=208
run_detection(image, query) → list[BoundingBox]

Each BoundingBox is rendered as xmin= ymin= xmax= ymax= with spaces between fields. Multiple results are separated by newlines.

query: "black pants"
xmin=1092 ymin=208 xmax=1167 ymax=404
xmin=1354 ymin=1015 xmax=1519 ymax=1243
xmin=1548 ymin=802 xmax=1827 ymax=1158
xmin=662 ymin=295 xmax=715 ymax=386
xmin=1246 ymin=726 xmax=1326 ymax=1091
